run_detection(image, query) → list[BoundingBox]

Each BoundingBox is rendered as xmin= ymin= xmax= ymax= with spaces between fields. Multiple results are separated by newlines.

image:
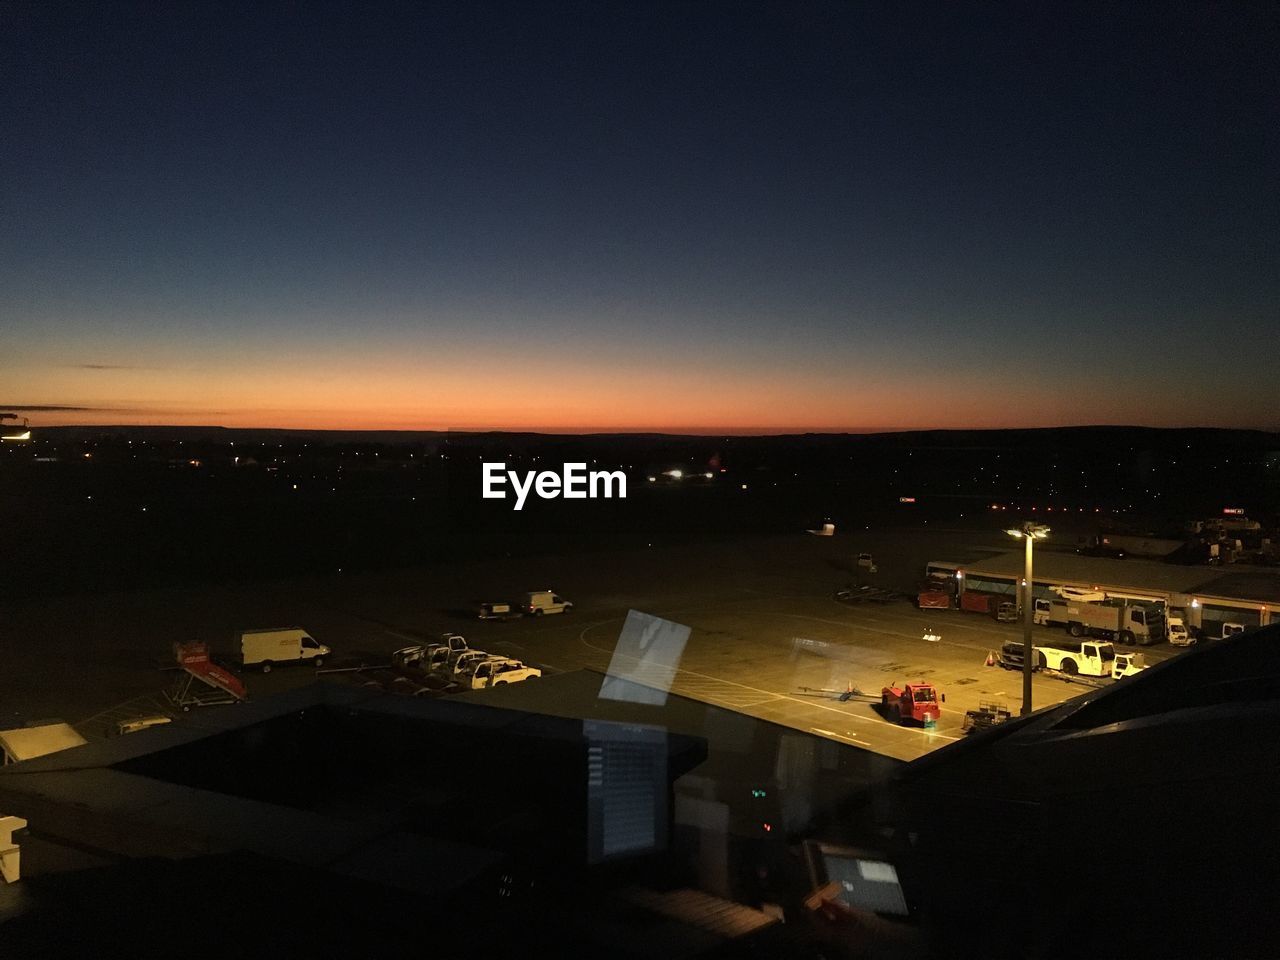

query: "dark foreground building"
xmin=3 ymin=630 xmax=1279 ymax=958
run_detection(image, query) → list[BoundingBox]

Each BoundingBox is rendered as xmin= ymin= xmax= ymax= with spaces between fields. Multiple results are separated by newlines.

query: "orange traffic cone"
xmin=984 ymin=650 xmax=995 ymax=667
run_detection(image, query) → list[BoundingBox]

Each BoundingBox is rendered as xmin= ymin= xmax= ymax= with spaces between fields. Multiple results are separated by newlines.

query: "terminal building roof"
xmin=964 ymin=549 xmax=1280 ymax=604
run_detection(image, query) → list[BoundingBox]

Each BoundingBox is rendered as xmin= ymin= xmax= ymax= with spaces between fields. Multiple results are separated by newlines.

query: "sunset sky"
xmin=3 ymin=4 xmax=1277 ymax=432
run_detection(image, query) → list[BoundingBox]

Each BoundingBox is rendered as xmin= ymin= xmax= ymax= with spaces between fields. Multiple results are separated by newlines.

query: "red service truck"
xmin=917 ymin=575 xmax=955 ymax=609
xmin=881 ymin=682 xmax=944 ymax=725
xmin=958 ymin=592 xmax=1019 ymax=621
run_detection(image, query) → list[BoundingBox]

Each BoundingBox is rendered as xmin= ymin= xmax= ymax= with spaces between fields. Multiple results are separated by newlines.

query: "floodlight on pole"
xmin=1006 ymin=521 xmax=1049 ymax=715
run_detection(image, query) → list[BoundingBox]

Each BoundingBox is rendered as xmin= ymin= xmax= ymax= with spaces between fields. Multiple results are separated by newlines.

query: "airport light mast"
xmin=1005 ymin=522 xmax=1050 ymax=715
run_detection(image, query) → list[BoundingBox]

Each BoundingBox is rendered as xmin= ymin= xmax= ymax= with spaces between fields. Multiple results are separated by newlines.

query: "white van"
xmin=238 ymin=628 xmax=329 ymax=672
xmin=524 ymin=590 xmax=573 ymax=616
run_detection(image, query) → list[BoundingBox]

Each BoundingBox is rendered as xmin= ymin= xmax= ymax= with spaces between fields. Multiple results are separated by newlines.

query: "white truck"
xmin=1035 ymin=639 xmax=1116 ymax=677
xmin=238 ymin=627 xmax=329 ymax=672
xmin=524 ymin=590 xmax=573 ymax=616
xmin=1034 ymin=598 xmax=1164 ymax=645
xmin=1166 ymin=613 xmax=1193 ymax=646
xmin=467 ymin=657 xmax=542 ymax=690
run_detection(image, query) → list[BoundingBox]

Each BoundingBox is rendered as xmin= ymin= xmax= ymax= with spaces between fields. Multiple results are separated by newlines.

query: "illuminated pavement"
xmin=441 ymin=588 xmax=1171 ymax=762
xmin=0 ymin=526 xmax=1183 ymax=763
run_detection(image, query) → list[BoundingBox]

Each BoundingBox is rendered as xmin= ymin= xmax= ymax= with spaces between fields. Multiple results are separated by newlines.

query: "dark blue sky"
xmin=3 ymin=2 xmax=1277 ymax=430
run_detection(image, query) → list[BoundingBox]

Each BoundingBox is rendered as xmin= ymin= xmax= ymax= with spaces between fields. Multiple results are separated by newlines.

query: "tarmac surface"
xmin=0 ymin=523 xmax=1184 ymax=762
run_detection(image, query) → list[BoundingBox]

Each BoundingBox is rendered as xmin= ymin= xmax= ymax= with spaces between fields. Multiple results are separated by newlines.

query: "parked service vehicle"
xmin=960 ymin=591 xmax=1018 ymax=622
xmin=856 ymin=553 xmax=878 ymax=573
xmin=467 ymin=657 xmax=542 ymax=689
xmin=1036 ymin=598 xmax=1164 ymax=645
xmin=1035 ymin=639 xmax=1116 ymax=677
xmin=426 ymin=634 xmax=470 ymax=670
xmin=917 ymin=577 xmax=954 ymax=609
xmin=962 ymin=701 xmax=1011 ymax=734
xmin=451 ymin=649 xmax=492 ymax=679
xmin=1166 ymin=614 xmax=1193 ymax=646
xmin=478 ymin=601 xmax=521 ymax=621
xmin=396 ymin=634 xmax=468 ymax=670
xmin=392 ymin=645 xmax=428 ymax=669
xmin=1222 ymin=622 xmax=1248 ymax=638
xmin=1111 ymin=652 xmax=1148 ymax=679
xmin=997 ymin=640 xmax=1032 ymax=671
xmin=881 ymin=682 xmax=943 ymax=725
xmin=1033 ymin=599 xmax=1052 ymax=627
xmin=524 ymin=590 xmax=573 ymax=616
xmin=238 ymin=628 xmax=330 ymax=672
xmin=434 ymin=633 xmax=468 ymax=655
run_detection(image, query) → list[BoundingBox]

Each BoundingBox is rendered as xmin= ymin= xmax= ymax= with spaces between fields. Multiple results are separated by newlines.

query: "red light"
xmin=762 ymin=823 xmax=772 ymax=833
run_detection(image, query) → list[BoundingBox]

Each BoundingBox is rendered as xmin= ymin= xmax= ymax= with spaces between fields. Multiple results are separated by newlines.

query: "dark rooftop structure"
xmin=1186 ymin=571 xmax=1280 ymax=606
xmin=814 ymin=623 xmax=1280 ymax=958
xmin=965 ymin=549 xmax=1280 ymax=603
xmin=0 ymin=675 xmax=889 ymax=957
xmin=5 ymin=634 xmax=1280 ymax=957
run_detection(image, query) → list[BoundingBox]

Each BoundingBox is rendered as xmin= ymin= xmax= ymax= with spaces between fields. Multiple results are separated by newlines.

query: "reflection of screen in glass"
xmin=824 ymin=855 xmax=909 ymax=917
xmin=585 ymin=720 xmax=668 ymax=863
xmin=598 ymin=610 xmax=690 ymax=705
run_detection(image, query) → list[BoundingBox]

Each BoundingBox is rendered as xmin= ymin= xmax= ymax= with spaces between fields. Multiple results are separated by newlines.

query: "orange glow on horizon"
xmin=5 ymin=344 xmax=1266 ymax=433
